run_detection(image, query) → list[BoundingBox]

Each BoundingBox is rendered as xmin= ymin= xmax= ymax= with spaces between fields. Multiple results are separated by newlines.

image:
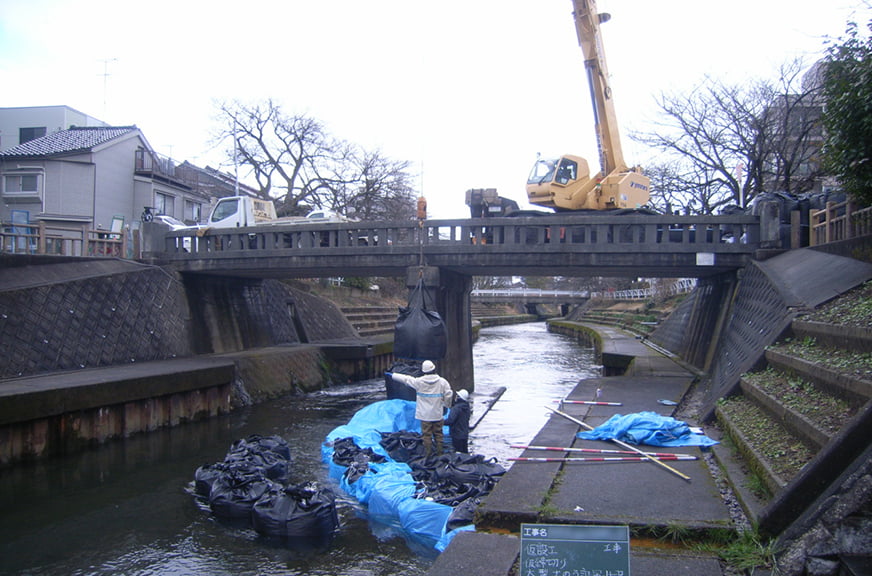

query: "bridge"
xmin=471 ymin=288 xmax=591 ymax=304
xmin=154 ymin=213 xmax=764 ymax=279
xmin=142 ymin=212 xmax=766 ymax=393
xmin=470 ymin=280 xmax=697 ymax=305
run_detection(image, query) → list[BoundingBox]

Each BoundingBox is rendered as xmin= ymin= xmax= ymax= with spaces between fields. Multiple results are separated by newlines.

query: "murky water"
xmin=0 ymin=322 xmax=596 ymax=575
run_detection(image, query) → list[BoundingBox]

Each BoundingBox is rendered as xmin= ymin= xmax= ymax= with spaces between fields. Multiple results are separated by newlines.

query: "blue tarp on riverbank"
xmin=577 ymin=411 xmax=719 ymax=447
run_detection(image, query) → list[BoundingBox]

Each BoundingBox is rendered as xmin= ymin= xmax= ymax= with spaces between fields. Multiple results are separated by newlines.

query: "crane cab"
xmin=526 ymin=154 xmax=649 ymax=211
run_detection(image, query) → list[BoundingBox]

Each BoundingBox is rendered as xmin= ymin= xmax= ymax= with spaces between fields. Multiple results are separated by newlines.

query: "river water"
xmin=0 ymin=322 xmax=597 ymax=576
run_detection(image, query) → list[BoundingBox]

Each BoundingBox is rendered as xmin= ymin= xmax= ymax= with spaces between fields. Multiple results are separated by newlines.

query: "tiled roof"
xmin=0 ymin=126 xmax=139 ymax=158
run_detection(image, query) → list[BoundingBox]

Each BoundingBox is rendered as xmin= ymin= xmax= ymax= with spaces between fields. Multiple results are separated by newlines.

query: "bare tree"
xmin=215 ymin=99 xmax=343 ymax=216
xmin=634 ymin=60 xmax=825 ymax=214
xmin=214 ymin=99 xmax=417 ymax=219
xmin=323 ymin=147 xmax=418 ymax=221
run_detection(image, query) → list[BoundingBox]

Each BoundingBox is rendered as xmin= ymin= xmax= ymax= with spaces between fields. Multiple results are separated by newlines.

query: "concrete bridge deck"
xmin=154 ymin=213 xmax=762 ymax=279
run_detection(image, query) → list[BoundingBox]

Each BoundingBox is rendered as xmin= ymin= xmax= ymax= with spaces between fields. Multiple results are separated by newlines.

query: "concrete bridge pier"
xmin=406 ymin=266 xmax=475 ymax=393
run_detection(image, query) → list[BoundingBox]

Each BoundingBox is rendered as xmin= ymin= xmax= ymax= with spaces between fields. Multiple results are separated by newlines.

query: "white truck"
xmin=206 ymin=196 xmax=352 ymax=228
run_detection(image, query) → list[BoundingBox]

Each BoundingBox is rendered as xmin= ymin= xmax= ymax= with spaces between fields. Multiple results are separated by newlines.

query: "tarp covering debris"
xmin=322 ymin=399 xmax=504 ymax=553
xmin=577 ymin=411 xmax=719 ymax=447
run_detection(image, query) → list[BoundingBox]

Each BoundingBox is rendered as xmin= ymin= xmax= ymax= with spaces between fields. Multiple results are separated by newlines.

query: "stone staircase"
xmin=712 ymin=293 xmax=872 ymax=574
xmin=340 ymin=305 xmax=397 ymax=338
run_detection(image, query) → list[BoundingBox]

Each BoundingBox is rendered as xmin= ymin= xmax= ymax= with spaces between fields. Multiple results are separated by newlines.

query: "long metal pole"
xmin=511 ymin=445 xmax=687 ymax=458
xmin=510 ymin=456 xmax=697 ymax=463
xmin=545 ymin=406 xmax=691 ymax=482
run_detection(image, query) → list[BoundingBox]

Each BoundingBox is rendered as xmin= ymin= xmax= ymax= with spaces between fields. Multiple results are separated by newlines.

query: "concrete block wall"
xmin=0 ymin=266 xmax=193 ymax=379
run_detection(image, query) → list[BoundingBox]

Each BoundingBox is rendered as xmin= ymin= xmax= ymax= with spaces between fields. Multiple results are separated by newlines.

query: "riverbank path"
xmin=429 ymin=323 xmax=734 ymax=575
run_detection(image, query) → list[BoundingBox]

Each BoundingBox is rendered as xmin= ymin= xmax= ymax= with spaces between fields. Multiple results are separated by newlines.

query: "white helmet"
xmin=421 ymin=360 xmax=436 ymax=373
xmin=456 ymin=389 xmax=469 ymax=401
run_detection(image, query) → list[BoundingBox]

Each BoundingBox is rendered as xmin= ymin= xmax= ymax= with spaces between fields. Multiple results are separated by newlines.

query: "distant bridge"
xmin=471 ymin=289 xmax=590 ymax=304
xmin=470 ymin=280 xmax=697 ymax=304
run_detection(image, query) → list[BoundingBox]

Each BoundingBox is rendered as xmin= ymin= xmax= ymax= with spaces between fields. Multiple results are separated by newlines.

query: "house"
xmin=0 ymin=124 xmax=211 ymax=243
xmin=174 ymin=160 xmax=261 ymax=205
xmin=0 ymin=105 xmax=108 ymax=152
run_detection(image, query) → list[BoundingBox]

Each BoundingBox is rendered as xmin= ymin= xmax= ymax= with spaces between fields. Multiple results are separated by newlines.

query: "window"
xmin=3 ymin=170 xmax=42 ymax=197
xmin=19 ymin=127 xmax=46 ymax=144
xmin=185 ymin=200 xmax=202 ymax=223
xmin=154 ymin=192 xmax=174 ymax=215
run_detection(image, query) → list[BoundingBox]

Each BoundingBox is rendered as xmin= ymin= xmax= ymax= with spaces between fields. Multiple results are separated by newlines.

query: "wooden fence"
xmin=810 ymin=200 xmax=872 ymax=246
xmin=0 ymin=220 xmax=128 ymax=258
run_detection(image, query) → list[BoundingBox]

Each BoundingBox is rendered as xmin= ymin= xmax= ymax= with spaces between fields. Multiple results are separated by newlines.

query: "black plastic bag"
xmin=380 ymin=431 xmax=425 ymax=463
xmin=209 ymin=468 xmax=275 ymax=519
xmin=252 ymin=482 xmax=339 ymax=541
xmin=384 ymin=361 xmax=422 ymax=401
xmin=393 ymin=279 xmax=447 ymax=360
xmin=446 ymin=498 xmax=478 ymax=531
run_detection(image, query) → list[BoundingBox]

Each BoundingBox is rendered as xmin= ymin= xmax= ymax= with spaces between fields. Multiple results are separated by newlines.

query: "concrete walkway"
xmin=429 ymin=324 xmax=732 ymax=576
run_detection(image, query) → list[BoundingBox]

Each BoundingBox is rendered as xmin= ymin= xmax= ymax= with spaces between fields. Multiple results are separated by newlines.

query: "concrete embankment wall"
xmin=649 ymin=246 xmax=872 ymax=418
xmin=0 ymin=258 xmax=395 ymax=464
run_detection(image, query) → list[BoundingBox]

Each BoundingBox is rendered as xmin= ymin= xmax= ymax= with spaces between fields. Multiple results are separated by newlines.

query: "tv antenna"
xmin=98 ymin=58 xmax=118 ymax=119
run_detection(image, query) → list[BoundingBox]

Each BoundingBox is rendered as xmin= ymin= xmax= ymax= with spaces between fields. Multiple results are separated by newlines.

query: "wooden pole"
xmin=545 ymin=406 xmax=692 ymax=482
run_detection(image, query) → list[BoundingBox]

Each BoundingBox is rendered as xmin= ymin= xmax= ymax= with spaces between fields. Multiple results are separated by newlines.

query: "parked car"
xmin=154 ymin=214 xmax=197 ymax=251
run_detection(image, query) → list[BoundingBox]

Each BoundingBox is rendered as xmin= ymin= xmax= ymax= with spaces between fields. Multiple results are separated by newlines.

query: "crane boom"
xmin=575 ymin=0 xmax=624 ymax=175
xmin=526 ymin=0 xmax=649 ymax=212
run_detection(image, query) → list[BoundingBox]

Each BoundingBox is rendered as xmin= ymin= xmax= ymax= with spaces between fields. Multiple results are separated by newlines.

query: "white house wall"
xmin=49 ymin=159 xmax=94 ymax=219
xmin=93 ymin=138 xmax=139 ymax=230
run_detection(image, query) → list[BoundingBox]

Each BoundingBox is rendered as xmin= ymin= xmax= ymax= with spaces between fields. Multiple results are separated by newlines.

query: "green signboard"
xmin=520 ymin=523 xmax=630 ymax=576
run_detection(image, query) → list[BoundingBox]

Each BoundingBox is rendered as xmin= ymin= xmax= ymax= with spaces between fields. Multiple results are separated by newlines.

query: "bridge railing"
xmin=472 ymin=288 xmax=591 ymax=298
xmin=810 ymin=200 xmax=872 ymax=246
xmin=162 ymin=214 xmax=761 ymax=256
xmin=1 ymin=220 xmax=128 ymax=258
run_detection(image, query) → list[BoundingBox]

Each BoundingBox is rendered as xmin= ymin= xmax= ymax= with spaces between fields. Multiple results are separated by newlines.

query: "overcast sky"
xmin=1 ymin=0 xmax=866 ymax=218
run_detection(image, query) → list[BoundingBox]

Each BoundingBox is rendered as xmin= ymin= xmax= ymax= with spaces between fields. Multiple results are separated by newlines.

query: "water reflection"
xmin=0 ymin=322 xmax=595 ymax=575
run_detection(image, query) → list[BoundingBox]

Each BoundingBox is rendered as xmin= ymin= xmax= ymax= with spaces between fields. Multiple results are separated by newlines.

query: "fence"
xmin=0 ymin=220 xmax=128 ymax=258
xmin=810 ymin=200 xmax=872 ymax=246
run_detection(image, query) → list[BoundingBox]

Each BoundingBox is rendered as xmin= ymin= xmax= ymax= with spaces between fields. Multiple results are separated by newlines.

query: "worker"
xmin=387 ymin=360 xmax=453 ymax=458
xmin=444 ymin=389 xmax=471 ymax=454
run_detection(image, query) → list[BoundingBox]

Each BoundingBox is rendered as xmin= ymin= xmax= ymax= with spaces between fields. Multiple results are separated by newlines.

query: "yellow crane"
xmin=526 ymin=0 xmax=650 ymax=212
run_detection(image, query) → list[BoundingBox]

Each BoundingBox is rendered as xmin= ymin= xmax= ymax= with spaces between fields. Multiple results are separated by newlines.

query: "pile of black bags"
xmin=377 ymin=431 xmax=506 ymax=506
xmin=194 ymin=434 xmax=338 ymax=544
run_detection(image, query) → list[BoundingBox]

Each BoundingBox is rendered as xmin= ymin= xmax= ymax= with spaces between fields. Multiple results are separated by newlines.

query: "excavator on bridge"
xmin=527 ymin=0 xmax=650 ymax=213
xmin=465 ymin=0 xmax=650 ymax=219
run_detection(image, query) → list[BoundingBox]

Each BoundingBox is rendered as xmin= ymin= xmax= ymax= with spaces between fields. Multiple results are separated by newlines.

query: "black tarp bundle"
xmin=331 ymin=436 xmax=388 ymax=484
xmin=393 ymin=278 xmax=447 ymax=360
xmin=408 ymin=453 xmax=506 ymax=506
xmin=192 ymin=434 xmax=339 ymax=543
xmin=251 ymin=482 xmax=339 ymax=543
xmin=376 ymin=432 xmax=506 ymax=506
xmin=380 ymin=431 xmax=425 ymax=462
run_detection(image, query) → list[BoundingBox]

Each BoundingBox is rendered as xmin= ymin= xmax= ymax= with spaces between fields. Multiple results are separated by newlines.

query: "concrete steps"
xmin=340 ymin=305 xmax=397 ymax=338
xmin=713 ymin=313 xmax=872 ymax=571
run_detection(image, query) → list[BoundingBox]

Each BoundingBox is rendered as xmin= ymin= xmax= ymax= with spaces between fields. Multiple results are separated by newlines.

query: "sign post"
xmin=520 ymin=523 xmax=630 ymax=575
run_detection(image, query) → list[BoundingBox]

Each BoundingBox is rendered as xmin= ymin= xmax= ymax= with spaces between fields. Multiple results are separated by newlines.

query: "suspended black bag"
xmin=393 ymin=279 xmax=447 ymax=360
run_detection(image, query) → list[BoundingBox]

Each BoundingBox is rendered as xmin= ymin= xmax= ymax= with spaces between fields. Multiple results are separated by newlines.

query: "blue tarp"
xmin=577 ymin=411 xmax=719 ymax=447
xmin=322 ymin=399 xmax=473 ymax=553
